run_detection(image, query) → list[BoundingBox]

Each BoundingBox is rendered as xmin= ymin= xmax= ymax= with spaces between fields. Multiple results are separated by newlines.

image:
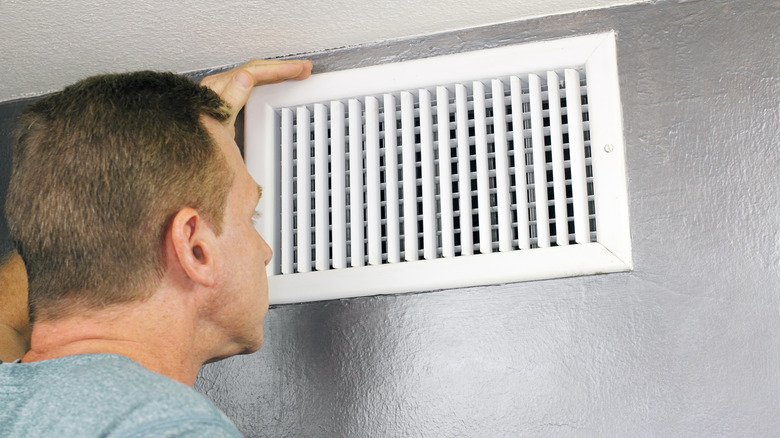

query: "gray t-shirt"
xmin=0 ymin=353 xmax=241 ymax=437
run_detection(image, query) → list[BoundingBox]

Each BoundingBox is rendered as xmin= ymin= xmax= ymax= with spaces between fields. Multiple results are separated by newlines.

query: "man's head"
xmin=6 ymin=71 xmax=234 ymax=322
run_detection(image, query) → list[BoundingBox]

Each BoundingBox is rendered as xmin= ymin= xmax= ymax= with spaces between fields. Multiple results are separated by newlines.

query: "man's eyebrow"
xmin=257 ymin=185 xmax=263 ymax=201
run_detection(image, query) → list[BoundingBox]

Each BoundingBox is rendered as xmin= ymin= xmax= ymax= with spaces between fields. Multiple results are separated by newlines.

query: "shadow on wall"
xmin=0 ymin=99 xmax=35 ymax=255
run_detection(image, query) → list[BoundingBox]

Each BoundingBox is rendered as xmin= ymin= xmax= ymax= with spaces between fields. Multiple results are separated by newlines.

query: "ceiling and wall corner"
xmin=0 ymin=0 xmax=650 ymax=103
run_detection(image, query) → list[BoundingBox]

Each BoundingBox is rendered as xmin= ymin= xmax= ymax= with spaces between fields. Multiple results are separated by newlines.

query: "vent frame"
xmin=245 ymin=31 xmax=631 ymax=305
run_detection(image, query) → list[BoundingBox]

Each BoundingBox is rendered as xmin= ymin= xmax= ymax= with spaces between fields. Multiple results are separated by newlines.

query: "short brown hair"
xmin=6 ymin=71 xmax=233 ymax=321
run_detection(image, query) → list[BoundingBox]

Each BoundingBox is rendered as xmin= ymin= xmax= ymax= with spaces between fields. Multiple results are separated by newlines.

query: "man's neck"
xmin=22 ymin=292 xmax=209 ymax=386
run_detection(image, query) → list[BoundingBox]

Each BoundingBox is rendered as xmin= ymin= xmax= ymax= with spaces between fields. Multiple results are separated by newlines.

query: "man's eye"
xmin=252 ymin=210 xmax=262 ymax=225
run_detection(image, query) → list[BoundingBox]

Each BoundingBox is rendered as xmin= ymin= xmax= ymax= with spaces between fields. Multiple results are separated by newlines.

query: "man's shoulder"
xmin=0 ymin=353 xmax=241 ymax=437
xmin=4 ymin=353 xmax=201 ymax=406
xmin=44 ymin=353 xmax=194 ymax=396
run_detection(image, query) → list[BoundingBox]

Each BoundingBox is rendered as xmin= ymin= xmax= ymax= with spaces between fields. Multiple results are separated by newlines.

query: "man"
xmin=0 ymin=59 xmax=312 ymax=436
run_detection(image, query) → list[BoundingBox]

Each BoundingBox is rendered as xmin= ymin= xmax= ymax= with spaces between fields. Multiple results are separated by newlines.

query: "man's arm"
xmin=0 ymin=251 xmax=30 ymax=361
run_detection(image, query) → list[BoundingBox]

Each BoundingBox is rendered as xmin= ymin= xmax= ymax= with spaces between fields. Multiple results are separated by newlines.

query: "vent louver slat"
xmin=246 ymin=32 xmax=632 ymax=304
xmin=330 ymin=101 xmax=347 ymax=270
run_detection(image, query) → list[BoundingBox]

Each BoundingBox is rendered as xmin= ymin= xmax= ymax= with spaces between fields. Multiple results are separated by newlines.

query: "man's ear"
xmin=168 ymin=208 xmax=217 ymax=287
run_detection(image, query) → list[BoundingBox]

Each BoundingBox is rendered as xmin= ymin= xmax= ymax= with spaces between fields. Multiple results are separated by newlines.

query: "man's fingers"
xmin=217 ymin=70 xmax=253 ymax=128
xmin=200 ymin=59 xmax=313 ymax=133
xmin=242 ymin=59 xmax=312 ymax=86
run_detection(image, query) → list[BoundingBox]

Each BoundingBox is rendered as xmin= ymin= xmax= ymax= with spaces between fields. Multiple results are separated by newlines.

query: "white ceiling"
xmin=0 ymin=0 xmax=647 ymax=103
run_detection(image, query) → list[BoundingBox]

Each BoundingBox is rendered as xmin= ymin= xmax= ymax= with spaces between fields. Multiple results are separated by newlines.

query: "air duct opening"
xmin=245 ymin=31 xmax=631 ymax=305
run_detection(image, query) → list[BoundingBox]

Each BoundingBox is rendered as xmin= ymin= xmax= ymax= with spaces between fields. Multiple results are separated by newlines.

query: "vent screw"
xmin=604 ymin=144 xmax=614 ymax=153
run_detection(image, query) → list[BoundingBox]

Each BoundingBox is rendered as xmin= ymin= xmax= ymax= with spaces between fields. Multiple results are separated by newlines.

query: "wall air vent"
xmin=245 ymin=31 xmax=631 ymax=305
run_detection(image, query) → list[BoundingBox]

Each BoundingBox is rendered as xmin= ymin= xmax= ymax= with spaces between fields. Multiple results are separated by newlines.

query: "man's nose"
xmin=260 ymin=235 xmax=273 ymax=266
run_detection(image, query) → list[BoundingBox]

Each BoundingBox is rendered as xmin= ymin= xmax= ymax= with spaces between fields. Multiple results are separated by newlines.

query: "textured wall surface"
xmin=0 ymin=0 xmax=645 ymax=102
xmin=194 ymin=0 xmax=780 ymax=436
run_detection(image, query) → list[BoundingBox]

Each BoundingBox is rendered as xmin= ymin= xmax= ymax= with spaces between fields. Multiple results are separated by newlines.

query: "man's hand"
xmin=200 ymin=59 xmax=313 ymax=133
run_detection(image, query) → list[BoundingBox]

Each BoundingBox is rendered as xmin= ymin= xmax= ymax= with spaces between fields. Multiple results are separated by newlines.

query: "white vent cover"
xmin=245 ymin=31 xmax=631 ymax=305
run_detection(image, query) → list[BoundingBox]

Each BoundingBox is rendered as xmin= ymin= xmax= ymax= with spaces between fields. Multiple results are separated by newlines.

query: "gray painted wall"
xmin=194 ymin=0 xmax=780 ymax=436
